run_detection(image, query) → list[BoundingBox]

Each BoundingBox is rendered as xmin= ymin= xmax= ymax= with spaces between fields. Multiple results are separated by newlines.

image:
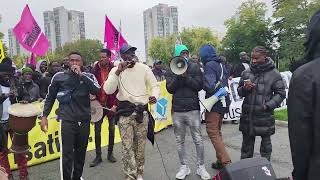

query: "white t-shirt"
xmin=1 ymin=85 xmax=11 ymax=121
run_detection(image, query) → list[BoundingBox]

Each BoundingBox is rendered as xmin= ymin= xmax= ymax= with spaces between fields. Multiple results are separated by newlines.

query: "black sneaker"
xmin=90 ymin=156 xmax=102 ymax=167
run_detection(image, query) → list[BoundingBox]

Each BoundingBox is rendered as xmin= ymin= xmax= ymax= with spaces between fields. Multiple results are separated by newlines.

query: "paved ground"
xmin=12 ymin=123 xmax=293 ymax=180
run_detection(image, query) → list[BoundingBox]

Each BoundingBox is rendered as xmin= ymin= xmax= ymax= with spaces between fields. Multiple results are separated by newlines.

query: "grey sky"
xmin=0 ymin=0 xmax=273 ymax=59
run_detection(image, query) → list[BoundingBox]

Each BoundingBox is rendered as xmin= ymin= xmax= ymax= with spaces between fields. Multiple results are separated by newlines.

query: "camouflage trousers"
xmin=118 ymin=113 xmax=148 ymax=180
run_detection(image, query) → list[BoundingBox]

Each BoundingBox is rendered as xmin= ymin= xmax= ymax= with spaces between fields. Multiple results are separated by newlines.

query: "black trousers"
xmin=94 ymin=109 xmax=116 ymax=156
xmin=61 ymin=120 xmax=90 ymax=180
xmin=240 ymin=133 xmax=272 ymax=161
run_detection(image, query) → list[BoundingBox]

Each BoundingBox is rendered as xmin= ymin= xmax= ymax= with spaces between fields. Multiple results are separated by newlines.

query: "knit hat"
xmin=22 ymin=67 xmax=33 ymax=74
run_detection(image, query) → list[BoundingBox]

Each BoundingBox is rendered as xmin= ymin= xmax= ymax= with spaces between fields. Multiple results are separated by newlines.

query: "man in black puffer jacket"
xmin=238 ymin=46 xmax=285 ymax=161
xmin=166 ymin=44 xmax=211 ymax=180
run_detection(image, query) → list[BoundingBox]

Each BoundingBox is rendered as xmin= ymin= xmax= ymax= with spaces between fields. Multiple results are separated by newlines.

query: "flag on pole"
xmin=0 ymin=39 xmax=5 ymax=63
xmin=175 ymin=33 xmax=182 ymax=48
xmin=28 ymin=53 xmax=36 ymax=66
xmin=104 ymin=16 xmax=127 ymax=62
xmin=13 ymin=5 xmax=49 ymax=56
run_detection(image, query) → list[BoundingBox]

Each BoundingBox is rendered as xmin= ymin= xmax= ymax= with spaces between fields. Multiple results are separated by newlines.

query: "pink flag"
xmin=175 ymin=33 xmax=182 ymax=48
xmin=28 ymin=53 xmax=36 ymax=66
xmin=13 ymin=5 xmax=49 ymax=56
xmin=104 ymin=16 xmax=127 ymax=61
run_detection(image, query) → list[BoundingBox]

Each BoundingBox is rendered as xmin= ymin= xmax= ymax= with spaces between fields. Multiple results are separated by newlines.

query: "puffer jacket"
xmin=238 ymin=58 xmax=286 ymax=136
xmin=166 ymin=60 xmax=203 ymax=112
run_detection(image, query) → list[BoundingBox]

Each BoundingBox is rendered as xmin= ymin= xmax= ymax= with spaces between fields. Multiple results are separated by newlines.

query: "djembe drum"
xmin=90 ymin=100 xmax=104 ymax=123
xmin=8 ymin=103 xmax=42 ymax=154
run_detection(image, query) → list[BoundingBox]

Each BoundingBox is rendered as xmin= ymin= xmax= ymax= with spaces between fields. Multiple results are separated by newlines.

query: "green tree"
xmin=12 ymin=55 xmax=29 ymax=69
xmin=54 ymin=39 xmax=103 ymax=65
xmin=148 ymin=34 xmax=176 ymax=64
xmin=180 ymin=27 xmax=220 ymax=56
xmin=272 ymin=0 xmax=320 ymax=71
xmin=148 ymin=27 xmax=220 ymax=64
xmin=0 ymin=32 xmax=8 ymax=55
xmin=222 ymin=0 xmax=273 ymax=64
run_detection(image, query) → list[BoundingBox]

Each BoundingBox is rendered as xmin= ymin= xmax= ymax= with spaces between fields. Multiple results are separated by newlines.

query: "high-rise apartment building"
xmin=143 ymin=4 xmax=178 ymax=64
xmin=8 ymin=28 xmax=28 ymax=56
xmin=44 ymin=6 xmax=85 ymax=51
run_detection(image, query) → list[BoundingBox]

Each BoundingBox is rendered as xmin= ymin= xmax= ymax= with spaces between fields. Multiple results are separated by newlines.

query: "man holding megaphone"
xmin=199 ymin=44 xmax=232 ymax=170
xmin=166 ymin=45 xmax=211 ymax=180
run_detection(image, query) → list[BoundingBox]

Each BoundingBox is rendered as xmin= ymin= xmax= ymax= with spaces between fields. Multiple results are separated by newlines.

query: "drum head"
xmin=8 ymin=103 xmax=42 ymax=117
xmin=90 ymin=100 xmax=103 ymax=123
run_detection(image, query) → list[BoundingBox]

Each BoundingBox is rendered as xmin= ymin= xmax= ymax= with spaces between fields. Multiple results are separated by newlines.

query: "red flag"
xmin=13 ymin=5 xmax=49 ymax=56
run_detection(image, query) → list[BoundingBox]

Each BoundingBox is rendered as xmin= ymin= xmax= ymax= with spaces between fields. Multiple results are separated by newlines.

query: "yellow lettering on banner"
xmin=8 ymin=81 xmax=173 ymax=169
xmin=0 ymin=39 xmax=5 ymax=62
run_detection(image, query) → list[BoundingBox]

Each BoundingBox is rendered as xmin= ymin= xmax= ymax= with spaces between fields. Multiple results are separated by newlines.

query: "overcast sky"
xmin=0 ymin=0 xmax=273 ymax=59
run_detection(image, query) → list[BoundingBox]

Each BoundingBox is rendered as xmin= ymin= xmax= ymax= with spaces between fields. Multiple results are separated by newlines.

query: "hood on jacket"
xmin=305 ymin=10 xmax=320 ymax=61
xmin=175 ymin=44 xmax=189 ymax=57
xmin=250 ymin=57 xmax=275 ymax=74
xmin=36 ymin=59 xmax=47 ymax=73
xmin=290 ymin=11 xmax=320 ymax=72
xmin=199 ymin=44 xmax=221 ymax=65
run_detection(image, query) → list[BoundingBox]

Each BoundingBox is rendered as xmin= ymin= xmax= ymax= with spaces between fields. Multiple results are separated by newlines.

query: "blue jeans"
xmin=173 ymin=110 xmax=204 ymax=166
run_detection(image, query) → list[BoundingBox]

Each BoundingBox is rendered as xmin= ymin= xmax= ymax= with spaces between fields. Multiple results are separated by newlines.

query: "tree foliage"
xmin=10 ymin=39 xmax=103 ymax=69
xmin=272 ymin=0 xmax=320 ymax=71
xmin=222 ymin=0 xmax=273 ymax=64
xmin=54 ymin=39 xmax=103 ymax=65
xmin=148 ymin=27 xmax=220 ymax=64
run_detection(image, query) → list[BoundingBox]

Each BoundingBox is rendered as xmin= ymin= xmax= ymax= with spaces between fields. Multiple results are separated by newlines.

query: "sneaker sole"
xmin=176 ymin=169 xmax=191 ymax=180
xmin=196 ymin=173 xmax=211 ymax=180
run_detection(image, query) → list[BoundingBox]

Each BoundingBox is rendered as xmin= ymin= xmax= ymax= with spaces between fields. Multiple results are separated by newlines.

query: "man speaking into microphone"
xmin=104 ymin=44 xmax=159 ymax=180
xmin=40 ymin=52 xmax=100 ymax=180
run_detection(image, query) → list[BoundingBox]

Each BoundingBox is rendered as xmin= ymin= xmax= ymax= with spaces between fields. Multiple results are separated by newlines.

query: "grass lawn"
xmin=275 ymin=108 xmax=288 ymax=122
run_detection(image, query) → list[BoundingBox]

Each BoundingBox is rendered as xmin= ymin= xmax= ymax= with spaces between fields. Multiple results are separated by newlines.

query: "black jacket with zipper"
xmin=166 ymin=61 xmax=203 ymax=112
xmin=237 ymin=59 xmax=286 ymax=136
xmin=42 ymin=71 xmax=100 ymax=122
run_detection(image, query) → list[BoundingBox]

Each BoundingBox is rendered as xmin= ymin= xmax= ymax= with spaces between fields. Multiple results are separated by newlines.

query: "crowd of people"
xmin=0 ymin=10 xmax=319 ymax=180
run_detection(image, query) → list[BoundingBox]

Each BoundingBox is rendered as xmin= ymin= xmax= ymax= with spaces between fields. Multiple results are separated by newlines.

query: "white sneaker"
xmin=80 ymin=177 xmax=84 ymax=180
xmin=176 ymin=165 xmax=191 ymax=179
xmin=137 ymin=175 xmax=143 ymax=180
xmin=196 ymin=165 xmax=211 ymax=180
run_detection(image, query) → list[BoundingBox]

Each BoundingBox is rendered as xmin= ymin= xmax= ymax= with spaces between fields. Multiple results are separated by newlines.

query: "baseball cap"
xmin=120 ymin=44 xmax=137 ymax=54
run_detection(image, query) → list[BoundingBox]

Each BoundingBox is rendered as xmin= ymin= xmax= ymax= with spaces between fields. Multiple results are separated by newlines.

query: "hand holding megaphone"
xmin=201 ymin=87 xmax=229 ymax=111
xmin=214 ymin=87 xmax=229 ymax=98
